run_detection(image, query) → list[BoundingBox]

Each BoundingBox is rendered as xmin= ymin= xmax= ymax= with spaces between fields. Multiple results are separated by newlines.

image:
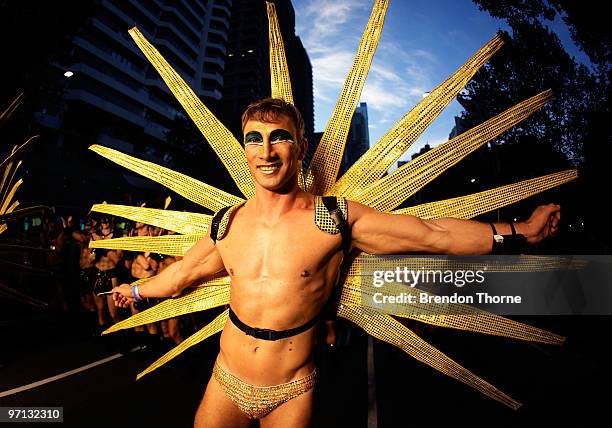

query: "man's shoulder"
xmin=210 ymin=201 xmax=246 ymax=242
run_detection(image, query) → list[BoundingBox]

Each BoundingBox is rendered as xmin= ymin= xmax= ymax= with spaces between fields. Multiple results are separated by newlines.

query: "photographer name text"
xmin=372 ymin=292 xmax=522 ymax=304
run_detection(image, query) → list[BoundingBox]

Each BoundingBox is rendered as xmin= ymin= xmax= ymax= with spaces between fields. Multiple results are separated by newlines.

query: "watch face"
xmin=494 ymin=235 xmax=504 ymax=243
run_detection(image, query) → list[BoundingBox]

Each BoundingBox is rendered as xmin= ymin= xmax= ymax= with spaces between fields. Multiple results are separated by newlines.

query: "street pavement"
xmin=0 ymin=308 xmax=608 ymax=427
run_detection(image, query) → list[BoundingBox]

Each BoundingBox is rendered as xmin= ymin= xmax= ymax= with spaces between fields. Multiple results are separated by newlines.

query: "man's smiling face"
xmin=243 ymin=114 xmax=306 ymax=192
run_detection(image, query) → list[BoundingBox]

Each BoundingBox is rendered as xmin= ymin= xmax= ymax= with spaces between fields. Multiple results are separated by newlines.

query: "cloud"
xmin=362 ymin=82 xmax=408 ymax=111
xmin=300 ymin=0 xmax=369 ymax=42
xmin=294 ymin=0 xmax=443 ymax=141
xmin=311 ymin=51 xmax=354 ymax=87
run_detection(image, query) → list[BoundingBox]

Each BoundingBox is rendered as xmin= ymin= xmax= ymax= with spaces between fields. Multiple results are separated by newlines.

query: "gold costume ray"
xmin=89 ymin=234 xmax=200 ymax=257
xmin=6 ymin=201 xmax=19 ymax=214
xmin=91 ymin=0 xmax=579 ymax=409
xmin=0 ymin=93 xmax=23 ymax=127
xmin=136 ymin=309 xmax=229 ymax=380
xmin=0 ymin=179 xmax=23 ymax=215
xmin=0 ymin=153 xmax=16 ymax=197
xmin=266 ymin=1 xmax=307 ymax=190
xmin=339 ymin=304 xmax=521 ymax=410
xmin=306 ymin=0 xmax=390 ymax=194
xmin=0 ymin=136 xmax=38 ymax=171
xmin=267 ymin=1 xmax=294 ymax=104
xmin=89 ymin=144 xmax=243 ymax=212
xmin=103 ymin=278 xmax=230 ymax=334
xmin=342 ymin=276 xmax=564 ymax=344
xmin=0 ymin=95 xmax=34 ymax=234
xmin=395 ymin=170 xmax=577 ymax=218
xmin=355 ymin=90 xmax=553 ymax=210
xmin=2 ymin=160 xmax=22 ymax=204
xmin=330 ymin=34 xmax=505 ymax=197
xmin=128 ymin=28 xmax=254 ymax=199
xmin=90 ymin=203 xmax=211 ymax=235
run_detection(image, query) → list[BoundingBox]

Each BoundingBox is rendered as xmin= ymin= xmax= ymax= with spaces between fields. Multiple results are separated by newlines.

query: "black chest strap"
xmin=229 ymin=306 xmax=320 ymax=341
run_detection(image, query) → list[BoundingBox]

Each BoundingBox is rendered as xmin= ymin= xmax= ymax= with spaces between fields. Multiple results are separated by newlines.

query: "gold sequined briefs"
xmin=213 ymin=361 xmax=317 ymax=419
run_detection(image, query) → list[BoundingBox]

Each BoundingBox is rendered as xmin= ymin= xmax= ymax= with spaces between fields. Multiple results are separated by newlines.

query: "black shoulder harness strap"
xmin=320 ymin=196 xmax=350 ymax=258
xmin=210 ymin=205 xmax=232 ymax=243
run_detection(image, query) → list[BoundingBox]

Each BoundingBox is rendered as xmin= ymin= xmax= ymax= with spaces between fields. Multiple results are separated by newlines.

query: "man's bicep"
xmin=180 ymin=236 xmax=226 ymax=283
xmin=350 ymin=202 xmax=441 ymax=254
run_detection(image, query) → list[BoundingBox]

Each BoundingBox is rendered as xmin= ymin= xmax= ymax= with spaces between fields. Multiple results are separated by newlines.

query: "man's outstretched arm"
xmin=349 ymin=201 xmax=561 ymax=255
xmin=112 ymin=234 xmax=225 ymax=307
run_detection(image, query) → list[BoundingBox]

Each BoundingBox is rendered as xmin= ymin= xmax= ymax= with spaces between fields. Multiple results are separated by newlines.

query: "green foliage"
xmin=460 ymin=2 xmax=607 ymax=163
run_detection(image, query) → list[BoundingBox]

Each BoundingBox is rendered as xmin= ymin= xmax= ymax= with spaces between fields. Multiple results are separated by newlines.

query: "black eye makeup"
xmin=244 ymin=131 xmax=263 ymax=146
xmin=269 ymin=129 xmax=295 ymax=144
xmin=244 ymin=129 xmax=295 ymax=147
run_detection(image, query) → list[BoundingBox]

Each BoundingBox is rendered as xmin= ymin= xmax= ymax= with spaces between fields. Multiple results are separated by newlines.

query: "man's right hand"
xmin=112 ymin=284 xmax=135 ymax=308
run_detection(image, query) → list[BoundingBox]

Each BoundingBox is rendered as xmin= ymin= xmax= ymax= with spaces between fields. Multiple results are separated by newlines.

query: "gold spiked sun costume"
xmin=88 ymin=0 xmax=578 ymax=411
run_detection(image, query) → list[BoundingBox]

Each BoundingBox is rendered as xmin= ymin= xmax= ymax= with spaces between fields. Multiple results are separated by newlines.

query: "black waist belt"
xmin=228 ymin=307 xmax=320 ymax=341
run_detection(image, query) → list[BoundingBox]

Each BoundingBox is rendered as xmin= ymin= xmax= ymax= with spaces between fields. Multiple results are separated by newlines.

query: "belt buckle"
xmin=253 ymin=327 xmax=276 ymax=341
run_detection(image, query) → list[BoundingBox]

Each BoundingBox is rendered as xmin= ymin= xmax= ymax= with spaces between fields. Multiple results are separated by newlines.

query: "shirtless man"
xmin=112 ymin=98 xmax=561 ymax=427
xmin=155 ymin=229 xmax=184 ymax=344
xmin=72 ymin=218 xmax=96 ymax=313
xmin=130 ymin=222 xmax=159 ymax=335
xmin=91 ymin=216 xmax=123 ymax=327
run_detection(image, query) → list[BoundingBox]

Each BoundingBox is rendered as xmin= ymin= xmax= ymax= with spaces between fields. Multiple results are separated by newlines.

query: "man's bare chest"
xmin=215 ymin=210 xmax=342 ymax=280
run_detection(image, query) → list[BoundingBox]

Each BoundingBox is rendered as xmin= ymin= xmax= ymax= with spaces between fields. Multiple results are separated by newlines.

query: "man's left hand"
xmin=521 ymin=203 xmax=561 ymax=244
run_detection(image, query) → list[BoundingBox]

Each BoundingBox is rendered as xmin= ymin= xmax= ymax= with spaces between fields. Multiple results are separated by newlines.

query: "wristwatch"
xmin=490 ymin=222 xmax=528 ymax=254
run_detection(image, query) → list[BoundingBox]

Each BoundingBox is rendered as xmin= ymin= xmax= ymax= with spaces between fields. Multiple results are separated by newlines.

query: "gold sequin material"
xmin=340 ymin=275 xmax=564 ymax=344
xmin=0 ymin=93 xmax=23 ymax=126
xmin=128 ymin=27 xmax=255 ymax=199
xmin=355 ymin=90 xmax=554 ymax=210
xmin=330 ymin=34 xmax=505 ymax=198
xmin=0 ymin=95 xmax=27 ymax=234
xmin=394 ymin=170 xmax=577 ymax=219
xmin=137 ymin=309 xmax=229 ymax=380
xmin=91 ymin=203 xmax=211 ymax=235
xmin=0 ymin=135 xmax=38 ymax=171
xmin=90 ymin=145 xmax=243 ymax=212
xmin=213 ymin=361 xmax=317 ymax=419
xmin=267 ymin=1 xmax=293 ymax=104
xmin=0 ymin=153 xmax=15 ymax=197
xmin=6 ymin=200 xmax=19 ymax=214
xmin=314 ymin=196 xmax=348 ymax=234
xmin=338 ymin=304 xmax=521 ymax=410
xmin=265 ymin=1 xmax=307 ymax=189
xmin=1 ymin=178 xmax=22 ymax=214
xmin=89 ymin=234 xmax=201 ymax=257
xmin=216 ymin=203 xmax=246 ymax=241
xmin=102 ymin=277 xmax=230 ymax=335
xmin=90 ymin=2 xmax=581 ymax=409
xmin=306 ymin=0 xmax=390 ymax=194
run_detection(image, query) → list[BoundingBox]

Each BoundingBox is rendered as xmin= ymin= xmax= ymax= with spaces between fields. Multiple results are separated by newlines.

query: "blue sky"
xmin=292 ymin=0 xmax=588 ymax=163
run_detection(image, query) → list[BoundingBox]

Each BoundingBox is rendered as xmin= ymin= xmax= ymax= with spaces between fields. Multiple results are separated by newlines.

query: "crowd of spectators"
xmin=7 ymin=211 xmax=194 ymax=351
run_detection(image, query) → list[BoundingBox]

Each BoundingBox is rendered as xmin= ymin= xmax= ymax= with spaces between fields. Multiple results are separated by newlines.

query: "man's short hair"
xmin=241 ymin=98 xmax=305 ymax=141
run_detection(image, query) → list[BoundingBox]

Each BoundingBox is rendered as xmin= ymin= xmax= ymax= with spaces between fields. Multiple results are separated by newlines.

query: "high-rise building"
xmin=338 ymin=102 xmax=369 ymax=177
xmin=221 ymin=0 xmax=313 ymax=142
xmin=28 ymin=0 xmax=233 ymax=206
xmin=37 ymin=0 xmax=231 ymax=159
xmin=304 ymin=103 xmax=370 ymax=181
